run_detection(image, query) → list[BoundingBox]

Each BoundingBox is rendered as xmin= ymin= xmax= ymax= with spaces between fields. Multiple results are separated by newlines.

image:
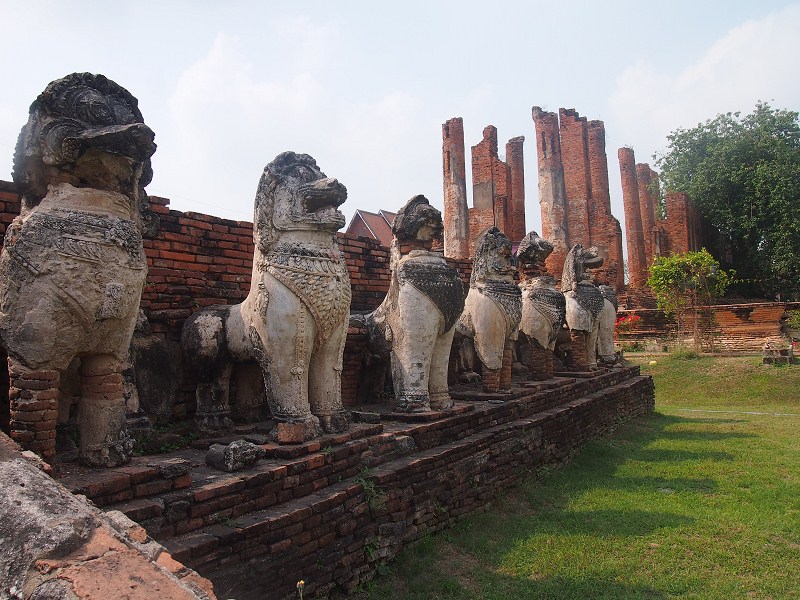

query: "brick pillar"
xmin=8 ymin=358 xmax=59 ymax=463
xmin=618 ymin=147 xmax=647 ymax=288
xmin=664 ymin=192 xmax=691 ymax=254
xmin=482 ymin=368 xmax=501 ymax=393
xmin=587 ymin=119 xmax=624 ymax=292
xmin=442 ymin=118 xmax=470 ymax=259
xmin=532 ymin=107 xmax=569 ymax=280
xmin=559 ymin=108 xmax=591 ymax=248
xmin=78 ymin=355 xmax=131 ymax=467
xmin=470 ymin=126 xmax=499 ymax=256
xmin=636 ymin=163 xmax=657 ymax=268
xmin=506 ymin=136 xmax=526 ymax=244
xmin=500 ymin=342 xmax=513 ymax=391
xmin=493 ymin=158 xmax=512 ymax=236
xmin=570 ymin=330 xmax=589 ymax=371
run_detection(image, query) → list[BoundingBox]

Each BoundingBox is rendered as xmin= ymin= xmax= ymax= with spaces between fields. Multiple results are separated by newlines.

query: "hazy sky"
xmin=1 ymin=1 xmax=799 ymax=237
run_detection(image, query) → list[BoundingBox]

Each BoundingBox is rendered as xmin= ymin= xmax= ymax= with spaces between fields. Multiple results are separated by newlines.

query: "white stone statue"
xmin=456 ymin=227 xmax=521 ymax=393
xmin=516 ymin=231 xmax=565 ymax=380
xmin=0 ymin=73 xmax=157 ymax=466
xmin=364 ymin=196 xmax=464 ymax=412
xmin=181 ymin=152 xmax=351 ymax=440
xmin=561 ymin=244 xmax=605 ymax=370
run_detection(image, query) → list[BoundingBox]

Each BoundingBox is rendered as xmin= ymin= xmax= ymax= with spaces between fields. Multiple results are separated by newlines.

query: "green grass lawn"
xmin=352 ymin=356 xmax=800 ymax=599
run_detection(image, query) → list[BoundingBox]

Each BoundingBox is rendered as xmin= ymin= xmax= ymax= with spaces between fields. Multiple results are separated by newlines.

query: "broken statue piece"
xmin=363 ymin=195 xmax=464 ymax=412
xmin=517 ymin=230 xmax=565 ymax=380
xmin=457 ymin=227 xmax=521 ymax=393
xmin=0 ymin=73 xmax=156 ymax=466
xmin=182 ymin=152 xmax=352 ymax=441
xmin=206 ymin=440 xmax=266 ymax=472
xmin=562 ymin=244 xmax=605 ymax=370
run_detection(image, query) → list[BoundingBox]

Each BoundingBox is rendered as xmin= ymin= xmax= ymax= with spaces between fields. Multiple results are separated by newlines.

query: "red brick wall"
xmin=469 ymin=126 xmax=499 ymax=256
xmin=618 ymin=147 xmax=647 ymax=288
xmin=442 ymin=117 xmax=470 ymax=259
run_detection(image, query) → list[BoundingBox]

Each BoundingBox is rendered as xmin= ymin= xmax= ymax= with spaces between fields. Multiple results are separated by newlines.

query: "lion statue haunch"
xmin=562 ymin=244 xmax=605 ymax=370
xmin=363 ymin=195 xmax=464 ymax=413
xmin=516 ymin=230 xmax=565 ymax=380
xmin=0 ymin=73 xmax=156 ymax=466
xmin=456 ymin=227 xmax=521 ymax=393
xmin=181 ymin=152 xmax=351 ymax=440
xmin=597 ymin=284 xmax=620 ymax=366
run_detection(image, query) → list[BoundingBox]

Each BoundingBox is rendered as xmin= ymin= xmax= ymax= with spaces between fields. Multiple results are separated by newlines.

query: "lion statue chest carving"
xmin=181 ymin=152 xmax=351 ymax=440
xmin=0 ymin=73 xmax=156 ymax=466
xmin=363 ymin=195 xmax=464 ymax=413
xmin=456 ymin=227 xmax=521 ymax=393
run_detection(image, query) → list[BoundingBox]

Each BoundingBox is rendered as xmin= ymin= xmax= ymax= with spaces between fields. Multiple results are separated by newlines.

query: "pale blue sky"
xmin=1 ymin=1 xmax=798 ymax=237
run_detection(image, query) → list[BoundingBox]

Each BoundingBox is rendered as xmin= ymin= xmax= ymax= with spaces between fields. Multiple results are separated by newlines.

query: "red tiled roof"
xmin=346 ymin=209 xmax=396 ymax=247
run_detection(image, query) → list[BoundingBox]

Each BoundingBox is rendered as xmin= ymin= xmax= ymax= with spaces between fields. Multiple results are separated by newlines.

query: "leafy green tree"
xmin=647 ymin=250 xmax=732 ymax=351
xmin=656 ymin=102 xmax=800 ymax=300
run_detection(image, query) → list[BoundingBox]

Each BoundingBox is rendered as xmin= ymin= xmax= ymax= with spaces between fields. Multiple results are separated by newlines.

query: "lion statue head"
xmin=253 ymin=151 xmax=347 ymax=254
xmin=561 ymin=244 xmax=604 ymax=293
xmin=470 ymin=227 xmax=515 ymax=286
xmin=517 ymin=230 xmax=554 ymax=274
xmin=391 ymin=195 xmax=443 ymax=244
xmin=13 ymin=72 xmax=156 ymax=214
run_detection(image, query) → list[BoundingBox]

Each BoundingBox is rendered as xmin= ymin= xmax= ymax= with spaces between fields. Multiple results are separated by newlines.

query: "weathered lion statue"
xmin=362 ymin=195 xmax=464 ymax=412
xmin=561 ymin=244 xmax=605 ymax=370
xmin=456 ymin=227 xmax=521 ymax=393
xmin=516 ymin=230 xmax=565 ymax=380
xmin=181 ymin=152 xmax=351 ymax=440
xmin=0 ymin=73 xmax=157 ymax=466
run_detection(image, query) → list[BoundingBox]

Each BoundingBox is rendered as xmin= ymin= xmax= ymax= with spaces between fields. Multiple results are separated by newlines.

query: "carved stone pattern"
xmin=478 ymin=281 xmax=522 ymax=330
xmin=600 ymin=286 xmax=619 ymax=311
xmin=529 ymin=286 xmax=567 ymax=326
xmin=576 ymin=284 xmax=605 ymax=318
xmin=398 ymin=262 xmax=464 ymax=331
xmin=262 ymin=250 xmax=351 ymax=346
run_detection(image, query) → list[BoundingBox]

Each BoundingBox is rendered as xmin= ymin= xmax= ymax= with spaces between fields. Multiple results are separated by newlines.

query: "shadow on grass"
xmin=354 ymin=411 xmax=719 ymax=599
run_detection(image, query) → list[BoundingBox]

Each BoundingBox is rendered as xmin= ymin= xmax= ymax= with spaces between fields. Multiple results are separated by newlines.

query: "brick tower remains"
xmin=442 ymin=118 xmax=470 ymax=259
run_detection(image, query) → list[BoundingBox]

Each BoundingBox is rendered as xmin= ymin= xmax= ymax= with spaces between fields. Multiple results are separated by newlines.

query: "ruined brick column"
xmin=587 ymin=119 xmax=624 ymax=291
xmin=532 ymin=107 xmax=569 ymax=280
xmin=506 ymin=136 xmax=526 ymax=244
xmin=618 ymin=147 xmax=647 ymax=288
xmin=470 ymin=126 xmax=500 ymax=256
xmin=559 ymin=109 xmax=591 ymax=248
xmin=663 ymin=192 xmax=692 ymax=254
xmin=78 ymin=355 xmax=130 ymax=467
xmin=636 ymin=163 xmax=657 ymax=268
xmin=493 ymin=157 xmax=512 ymax=237
xmin=8 ymin=358 xmax=59 ymax=463
xmin=442 ymin=118 xmax=470 ymax=259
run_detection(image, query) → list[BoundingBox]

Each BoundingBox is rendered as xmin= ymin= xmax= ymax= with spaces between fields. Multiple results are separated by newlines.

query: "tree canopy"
xmin=655 ymin=102 xmax=800 ymax=300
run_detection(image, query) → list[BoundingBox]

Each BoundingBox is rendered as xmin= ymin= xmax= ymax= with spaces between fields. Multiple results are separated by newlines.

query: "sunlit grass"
xmin=353 ymin=357 xmax=800 ymax=599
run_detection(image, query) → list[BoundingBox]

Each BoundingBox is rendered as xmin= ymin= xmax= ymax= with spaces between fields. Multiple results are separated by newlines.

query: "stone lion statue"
xmin=456 ymin=227 xmax=521 ymax=393
xmin=516 ymin=230 xmax=565 ymax=380
xmin=181 ymin=152 xmax=351 ymax=440
xmin=0 ymin=73 xmax=157 ymax=466
xmin=362 ymin=195 xmax=464 ymax=412
xmin=562 ymin=244 xmax=605 ymax=370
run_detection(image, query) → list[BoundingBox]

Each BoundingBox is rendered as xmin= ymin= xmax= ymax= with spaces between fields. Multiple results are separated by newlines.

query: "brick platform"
xmin=55 ymin=367 xmax=654 ymax=599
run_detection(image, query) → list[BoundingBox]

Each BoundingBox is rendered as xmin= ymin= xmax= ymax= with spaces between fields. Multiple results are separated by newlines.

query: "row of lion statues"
xmin=0 ymin=73 xmax=619 ymax=468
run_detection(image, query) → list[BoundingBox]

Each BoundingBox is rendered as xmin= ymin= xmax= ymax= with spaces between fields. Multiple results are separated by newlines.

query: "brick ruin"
xmin=531 ymin=108 xmax=625 ymax=290
xmin=618 ymin=147 xmax=709 ymax=302
xmin=442 ymin=119 xmax=526 ymax=259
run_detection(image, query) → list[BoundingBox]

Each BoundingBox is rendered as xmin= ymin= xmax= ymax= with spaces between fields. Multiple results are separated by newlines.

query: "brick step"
xmin=155 ymin=372 xmax=653 ymax=598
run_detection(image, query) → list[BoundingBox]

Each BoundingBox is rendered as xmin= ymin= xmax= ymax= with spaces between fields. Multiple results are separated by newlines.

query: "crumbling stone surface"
xmin=181 ymin=152 xmax=351 ymax=441
xmin=362 ymin=196 xmax=464 ymax=412
xmin=205 ymin=440 xmax=266 ymax=472
xmin=0 ymin=73 xmax=157 ymax=467
xmin=0 ymin=431 xmax=214 ymax=599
